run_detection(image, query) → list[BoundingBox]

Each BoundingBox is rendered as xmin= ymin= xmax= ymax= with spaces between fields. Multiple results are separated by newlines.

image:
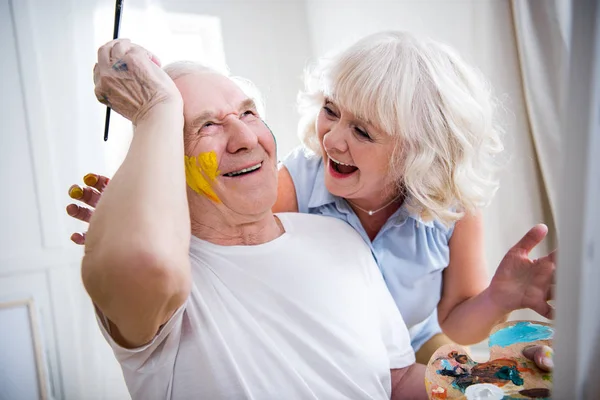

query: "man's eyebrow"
xmin=188 ymin=98 xmax=257 ymax=129
xmin=189 ymin=111 xmax=217 ymax=129
xmin=239 ymin=98 xmax=257 ymax=112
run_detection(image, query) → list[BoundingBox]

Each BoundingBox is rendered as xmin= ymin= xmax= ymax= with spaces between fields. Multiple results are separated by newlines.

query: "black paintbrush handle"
xmin=103 ymin=107 xmax=111 ymax=141
xmin=103 ymin=0 xmax=124 ymax=142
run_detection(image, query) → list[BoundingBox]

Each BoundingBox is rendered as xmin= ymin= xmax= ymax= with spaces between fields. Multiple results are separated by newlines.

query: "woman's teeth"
xmin=329 ymin=157 xmax=358 ymax=175
xmin=328 ymin=155 xmax=355 ymax=167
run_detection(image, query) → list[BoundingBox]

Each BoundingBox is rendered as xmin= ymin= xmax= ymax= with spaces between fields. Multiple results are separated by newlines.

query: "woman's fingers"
xmin=66 ymin=203 xmax=93 ymax=223
xmin=546 ymin=284 xmax=556 ymax=301
xmin=68 ymin=184 xmax=102 ymax=208
xmin=65 ymin=173 xmax=109 ymax=224
xmin=66 ymin=173 xmax=110 ymax=245
xmin=82 ymin=173 xmax=110 ymax=193
xmin=70 ymin=232 xmax=86 ymax=245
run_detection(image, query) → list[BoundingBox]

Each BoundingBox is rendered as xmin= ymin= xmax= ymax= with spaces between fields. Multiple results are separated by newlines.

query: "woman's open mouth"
xmin=328 ymin=156 xmax=358 ymax=178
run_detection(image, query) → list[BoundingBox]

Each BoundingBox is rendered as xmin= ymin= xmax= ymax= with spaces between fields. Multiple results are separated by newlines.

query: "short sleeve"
xmin=95 ymin=301 xmax=187 ymax=372
xmin=281 ymin=146 xmax=321 ymax=213
xmin=370 ymin=269 xmax=416 ymax=369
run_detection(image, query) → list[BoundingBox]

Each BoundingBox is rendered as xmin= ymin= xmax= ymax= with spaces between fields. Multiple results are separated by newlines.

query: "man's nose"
xmin=226 ymin=118 xmax=259 ymax=154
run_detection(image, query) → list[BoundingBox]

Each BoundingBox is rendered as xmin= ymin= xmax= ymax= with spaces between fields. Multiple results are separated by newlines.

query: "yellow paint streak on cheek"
xmin=184 ymin=151 xmax=221 ymax=203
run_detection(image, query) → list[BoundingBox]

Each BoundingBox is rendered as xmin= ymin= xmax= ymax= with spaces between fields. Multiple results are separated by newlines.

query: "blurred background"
xmin=1 ymin=0 xmax=598 ymax=399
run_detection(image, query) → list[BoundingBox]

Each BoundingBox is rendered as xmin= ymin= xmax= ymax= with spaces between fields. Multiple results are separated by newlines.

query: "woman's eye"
xmin=323 ymin=106 xmax=337 ymax=118
xmin=354 ymin=127 xmax=371 ymax=140
xmin=242 ymin=110 xmax=255 ymax=117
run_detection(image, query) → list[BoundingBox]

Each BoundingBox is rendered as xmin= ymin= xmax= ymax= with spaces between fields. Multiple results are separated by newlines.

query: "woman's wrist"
xmin=481 ymin=285 xmax=513 ymax=320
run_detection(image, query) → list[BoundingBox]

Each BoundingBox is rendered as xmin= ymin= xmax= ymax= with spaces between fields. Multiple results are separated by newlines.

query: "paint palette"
xmin=425 ymin=320 xmax=553 ymax=399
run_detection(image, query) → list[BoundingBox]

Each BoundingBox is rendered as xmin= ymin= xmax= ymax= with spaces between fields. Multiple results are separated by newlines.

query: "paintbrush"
xmin=103 ymin=0 xmax=124 ymax=142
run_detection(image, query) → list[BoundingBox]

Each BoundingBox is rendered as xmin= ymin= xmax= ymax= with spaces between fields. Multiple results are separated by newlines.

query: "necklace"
xmin=346 ymin=195 xmax=402 ymax=216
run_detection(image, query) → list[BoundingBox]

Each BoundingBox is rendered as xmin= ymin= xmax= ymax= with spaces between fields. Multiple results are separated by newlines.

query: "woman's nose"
xmin=323 ymin=123 xmax=349 ymax=154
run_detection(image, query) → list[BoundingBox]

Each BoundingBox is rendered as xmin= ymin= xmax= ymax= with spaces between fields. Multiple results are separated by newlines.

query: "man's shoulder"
xmin=277 ymin=212 xmax=365 ymax=243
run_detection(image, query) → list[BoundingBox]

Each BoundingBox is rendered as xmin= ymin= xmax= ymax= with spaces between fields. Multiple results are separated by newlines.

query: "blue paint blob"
xmin=441 ymin=359 xmax=453 ymax=370
xmin=489 ymin=322 xmax=553 ymax=348
xmin=112 ymin=60 xmax=128 ymax=71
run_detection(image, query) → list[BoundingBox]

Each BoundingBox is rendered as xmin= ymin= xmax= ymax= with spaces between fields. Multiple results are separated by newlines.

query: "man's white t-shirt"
xmin=97 ymin=213 xmax=415 ymax=399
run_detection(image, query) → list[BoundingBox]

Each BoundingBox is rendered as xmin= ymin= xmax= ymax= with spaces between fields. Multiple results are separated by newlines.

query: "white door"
xmin=0 ymin=0 xmax=129 ymax=398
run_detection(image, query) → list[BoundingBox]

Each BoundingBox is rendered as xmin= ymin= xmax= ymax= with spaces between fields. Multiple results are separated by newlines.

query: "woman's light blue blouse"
xmin=282 ymin=147 xmax=455 ymax=351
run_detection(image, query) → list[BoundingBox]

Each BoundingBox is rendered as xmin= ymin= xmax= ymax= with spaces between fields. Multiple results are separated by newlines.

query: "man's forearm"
xmin=86 ymin=103 xmax=189 ymax=261
xmin=82 ymin=103 xmax=191 ymax=343
xmin=390 ymin=364 xmax=428 ymax=400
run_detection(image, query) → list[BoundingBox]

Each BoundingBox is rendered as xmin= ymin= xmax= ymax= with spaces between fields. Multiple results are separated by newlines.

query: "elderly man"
xmin=82 ymin=39 xmax=427 ymax=399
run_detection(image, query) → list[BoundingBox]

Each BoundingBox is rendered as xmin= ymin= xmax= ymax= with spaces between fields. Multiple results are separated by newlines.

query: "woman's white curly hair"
xmin=297 ymin=31 xmax=505 ymax=225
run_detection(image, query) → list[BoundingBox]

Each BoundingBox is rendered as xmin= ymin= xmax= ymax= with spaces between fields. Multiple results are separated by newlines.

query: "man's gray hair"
xmin=163 ymin=61 xmax=222 ymax=80
xmin=163 ymin=61 xmax=266 ymax=118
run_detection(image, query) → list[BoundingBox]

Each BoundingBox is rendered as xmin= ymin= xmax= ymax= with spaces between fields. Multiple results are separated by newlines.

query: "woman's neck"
xmin=347 ymin=193 xmax=404 ymax=241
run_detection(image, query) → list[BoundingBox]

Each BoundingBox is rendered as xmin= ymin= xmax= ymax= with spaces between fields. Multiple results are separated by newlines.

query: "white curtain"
xmin=552 ymin=0 xmax=600 ymax=396
xmin=510 ymin=0 xmax=571 ymax=231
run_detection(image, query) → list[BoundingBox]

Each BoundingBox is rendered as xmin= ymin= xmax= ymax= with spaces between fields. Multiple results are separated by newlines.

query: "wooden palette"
xmin=425 ymin=321 xmax=554 ymax=399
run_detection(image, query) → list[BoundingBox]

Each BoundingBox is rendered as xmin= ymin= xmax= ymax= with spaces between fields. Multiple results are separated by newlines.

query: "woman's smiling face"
xmin=316 ymin=98 xmax=397 ymax=202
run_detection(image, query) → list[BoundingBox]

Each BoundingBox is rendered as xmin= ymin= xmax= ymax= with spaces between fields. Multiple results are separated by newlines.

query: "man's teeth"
xmin=329 ymin=155 xmax=355 ymax=167
xmin=224 ymin=163 xmax=262 ymax=177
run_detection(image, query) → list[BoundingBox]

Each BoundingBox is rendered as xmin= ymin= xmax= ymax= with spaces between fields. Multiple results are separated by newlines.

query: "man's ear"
xmin=262 ymin=119 xmax=277 ymax=160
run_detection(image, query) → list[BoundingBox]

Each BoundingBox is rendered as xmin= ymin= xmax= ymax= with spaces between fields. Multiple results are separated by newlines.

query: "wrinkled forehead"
xmin=174 ymin=72 xmax=248 ymax=121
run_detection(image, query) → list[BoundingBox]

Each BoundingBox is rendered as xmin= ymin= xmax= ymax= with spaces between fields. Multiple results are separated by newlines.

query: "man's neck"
xmin=189 ymin=209 xmax=284 ymax=246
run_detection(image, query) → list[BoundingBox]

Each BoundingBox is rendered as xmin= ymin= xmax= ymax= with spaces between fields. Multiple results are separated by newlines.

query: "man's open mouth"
xmin=223 ymin=162 xmax=262 ymax=177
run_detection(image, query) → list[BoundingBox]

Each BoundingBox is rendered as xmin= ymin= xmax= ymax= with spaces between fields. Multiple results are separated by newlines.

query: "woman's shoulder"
xmin=281 ymin=145 xmax=322 ymax=171
xmin=388 ymin=202 xmax=457 ymax=244
xmin=280 ymin=146 xmax=326 ymax=213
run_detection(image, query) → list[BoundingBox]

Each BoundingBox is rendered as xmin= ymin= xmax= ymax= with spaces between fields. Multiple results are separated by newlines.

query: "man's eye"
xmin=242 ymin=110 xmax=255 ymax=117
xmin=198 ymin=122 xmax=217 ymax=134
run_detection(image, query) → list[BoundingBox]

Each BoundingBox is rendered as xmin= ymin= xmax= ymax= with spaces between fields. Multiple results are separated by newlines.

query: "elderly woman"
xmin=275 ymin=31 xmax=554 ymax=366
xmin=67 ymin=31 xmax=554 ymax=368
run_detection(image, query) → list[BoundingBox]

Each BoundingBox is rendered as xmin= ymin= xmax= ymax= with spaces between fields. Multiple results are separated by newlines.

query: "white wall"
xmin=163 ymin=0 xmax=313 ymax=159
xmin=1 ymin=0 xmax=123 ymax=399
xmin=1 ymin=0 xmax=139 ymax=397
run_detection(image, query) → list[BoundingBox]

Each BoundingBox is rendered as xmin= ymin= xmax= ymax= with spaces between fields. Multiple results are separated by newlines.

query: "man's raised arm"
xmin=82 ymin=39 xmax=191 ymax=348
